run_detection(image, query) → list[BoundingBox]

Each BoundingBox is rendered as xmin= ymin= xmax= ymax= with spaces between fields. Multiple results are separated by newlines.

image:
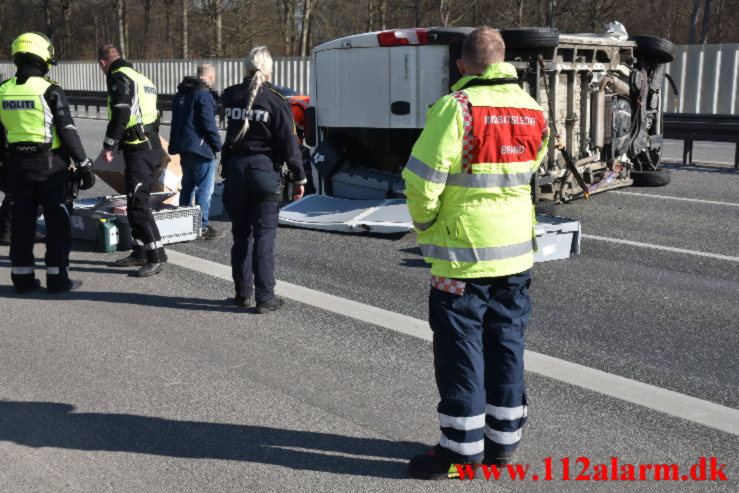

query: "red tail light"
xmin=377 ymin=29 xmax=429 ymax=47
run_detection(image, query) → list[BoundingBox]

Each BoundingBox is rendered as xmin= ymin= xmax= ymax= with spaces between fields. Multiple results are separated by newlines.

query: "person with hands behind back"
xmin=221 ymin=46 xmax=306 ymax=313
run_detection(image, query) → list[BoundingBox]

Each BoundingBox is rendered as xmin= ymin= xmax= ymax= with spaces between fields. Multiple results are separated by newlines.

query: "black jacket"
xmin=0 ymin=63 xmax=87 ymax=168
xmin=169 ymin=76 xmax=222 ymax=159
xmin=104 ymin=58 xmax=156 ymax=150
xmin=221 ymin=78 xmax=306 ymax=184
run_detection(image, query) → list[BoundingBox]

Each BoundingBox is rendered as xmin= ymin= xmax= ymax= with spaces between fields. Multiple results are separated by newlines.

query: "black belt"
xmin=7 ymin=142 xmax=51 ymax=154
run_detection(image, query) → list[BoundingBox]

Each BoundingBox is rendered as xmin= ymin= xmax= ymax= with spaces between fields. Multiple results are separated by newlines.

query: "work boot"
xmin=14 ymin=279 xmax=41 ymax=294
xmin=409 ymin=448 xmax=483 ymax=480
xmin=115 ymin=254 xmax=147 ymax=267
xmin=136 ymin=262 xmax=166 ymax=277
xmin=230 ymin=294 xmax=253 ymax=308
xmin=483 ymin=450 xmax=514 ymax=466
xmin=199 ymin=225 xmax=225 ymax=240
xmin=256 ymin=296 xmax=284 ymax=314
xmin=48 ymin=279 xmax=83 ymax=294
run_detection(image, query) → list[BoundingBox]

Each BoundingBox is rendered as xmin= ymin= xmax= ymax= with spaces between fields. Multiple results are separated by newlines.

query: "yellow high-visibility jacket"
xmin=402 ymin=62 xmax=549 ymax=279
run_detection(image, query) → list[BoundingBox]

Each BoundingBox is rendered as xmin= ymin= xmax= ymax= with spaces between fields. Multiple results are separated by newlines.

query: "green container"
xmin=97 ymin=218 xmax=119 ymax=252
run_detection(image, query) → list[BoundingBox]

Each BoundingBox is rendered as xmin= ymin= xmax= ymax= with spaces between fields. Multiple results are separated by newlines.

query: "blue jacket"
xmin=169 ymin=76 xmax=222 ymax=159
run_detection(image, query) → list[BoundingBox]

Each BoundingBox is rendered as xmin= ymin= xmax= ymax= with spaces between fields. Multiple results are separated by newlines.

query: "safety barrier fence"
xmin=662 ymin=113 xmax=739 ymax=168
xmin=0 ymin=56 xmax=310 ymax=95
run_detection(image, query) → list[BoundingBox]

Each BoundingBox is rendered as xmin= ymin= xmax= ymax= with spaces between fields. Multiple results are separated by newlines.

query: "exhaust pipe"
xmin=590 ymin=90 xmax=605 ymax=149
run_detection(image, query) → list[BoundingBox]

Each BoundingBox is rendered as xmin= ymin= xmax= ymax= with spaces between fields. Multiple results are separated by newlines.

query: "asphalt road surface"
xmin=1 ymin=119 xmax=737 ymax=491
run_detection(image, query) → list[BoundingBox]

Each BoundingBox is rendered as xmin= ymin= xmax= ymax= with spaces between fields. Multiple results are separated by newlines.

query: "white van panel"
xmin=316 ymin=48 xmax=390 ymax=128
xmin=315 ymin=45 xmax=448 ymax=129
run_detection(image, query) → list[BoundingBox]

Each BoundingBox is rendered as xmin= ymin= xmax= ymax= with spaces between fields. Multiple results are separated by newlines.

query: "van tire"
xmin=631 ymin=168 xmax=671 ymax=187
xmin=501 ymin=28 xmax=560 ymax=49
xmin=630 ymin=35 xmax=675 ymax=63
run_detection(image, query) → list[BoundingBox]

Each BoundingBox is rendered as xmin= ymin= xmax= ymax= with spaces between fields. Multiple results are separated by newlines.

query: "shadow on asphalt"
xmin=0 ymin=400 xmax=424 ymax=479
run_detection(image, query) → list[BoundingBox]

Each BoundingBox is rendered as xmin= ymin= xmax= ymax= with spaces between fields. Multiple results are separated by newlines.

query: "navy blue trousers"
xmin=430 ymin=270 xmax=531 ymax=461
xmin=223 ymin=153 xmax=281 ymax=303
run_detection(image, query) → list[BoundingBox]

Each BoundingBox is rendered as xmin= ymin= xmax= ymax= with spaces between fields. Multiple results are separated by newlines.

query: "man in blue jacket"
xmin=169 ymin=64 xmax=224 ymax=239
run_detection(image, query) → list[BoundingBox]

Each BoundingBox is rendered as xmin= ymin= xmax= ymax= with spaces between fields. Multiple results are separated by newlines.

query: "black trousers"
xmin=123 ymin=140 xmax=167 ymax=263
xmin=0 ymin=194 xmax=10 ymax=240
xmin=6 ymin=156 xmax=71 ymax=291
xmin=224 ymin=153 xmax=281 ymax=303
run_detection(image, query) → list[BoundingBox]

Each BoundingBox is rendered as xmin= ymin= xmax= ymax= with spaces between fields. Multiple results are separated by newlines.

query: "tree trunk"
xmin=116 ymin=0 xmax=126 ymax=58
xmin=688 ymin=0 xmax=702 ymax=44
xmin=516 ymin=0 xmax=525 ymax=27
xmin=215 ymin=0 xmax=223 ymax=56
xmin=439 ymin=0 xmax=450 ymax=26
xmin=700 ymin=0 xmax=713 ymax=44
xmin=43 ymin=0 xmax=53 ymax=39
xmin=299 ymin=0 xmax=315 ymax=57
xmin=61 ymin=0 xmax=72 ymax=59
xmin=546 ymin=0 xmax=556 ymax=27
xmin=165 ymin=0 xmax=173 ymax=58
xmin=123 ymin=0 xmax=129 ymax=57
xmin=142 ymin=0 xmax=153 ymax=58
xmin=182 ymin=0 xmax=188 ymax=58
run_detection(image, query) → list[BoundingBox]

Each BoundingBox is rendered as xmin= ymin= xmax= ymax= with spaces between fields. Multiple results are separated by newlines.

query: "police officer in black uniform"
xmin=98 ymin=44 xmax=166 ymax=277
xmin=0 ymin=32 xmax=93 ymax=293
xmin=221 ymin=46 xmax=306 ymax=313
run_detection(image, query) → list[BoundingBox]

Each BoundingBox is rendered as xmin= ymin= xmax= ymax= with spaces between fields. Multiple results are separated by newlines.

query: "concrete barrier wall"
xmin=0 ymin=56 xmax=310 ymax=95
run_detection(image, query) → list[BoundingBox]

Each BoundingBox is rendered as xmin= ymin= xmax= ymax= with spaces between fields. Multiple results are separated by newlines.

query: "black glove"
xmin=76 ymin=158 xmax=96 ymax=190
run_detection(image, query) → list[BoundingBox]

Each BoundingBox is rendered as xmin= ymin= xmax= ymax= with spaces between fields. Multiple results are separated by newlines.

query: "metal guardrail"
xmin=663 ymin=113 xmax=739 ymax=168
xmin=65 ymin=90 xmax=227 ymax=129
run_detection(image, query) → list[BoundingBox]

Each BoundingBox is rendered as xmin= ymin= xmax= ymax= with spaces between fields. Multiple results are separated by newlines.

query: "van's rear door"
xmin=278 ymin=195 xmax=412 ymax=234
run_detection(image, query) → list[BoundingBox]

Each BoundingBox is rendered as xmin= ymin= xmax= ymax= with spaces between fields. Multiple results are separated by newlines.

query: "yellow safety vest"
xmin=0 ymin=76 xmax=61 ymax=150
xmin=108 ymin=66 xmax=158 ymax=145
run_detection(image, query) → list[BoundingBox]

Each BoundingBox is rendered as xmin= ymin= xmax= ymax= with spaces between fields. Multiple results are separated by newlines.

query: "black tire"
xmin=631 ymin=168 xmax=671 ymax=187
xmin=501 ymin=28 xmax=559 ymax=49
xmin=534 ymin=200 xmax=558 ymax=216
xmin=630 ymin=35 xmax=675 ymax=64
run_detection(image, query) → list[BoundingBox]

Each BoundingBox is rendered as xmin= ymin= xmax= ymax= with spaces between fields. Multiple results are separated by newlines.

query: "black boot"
xmin=409 ymin=449 xmax=482 ymax=480
xmin=48 ymin=279 xmax=83 ymax=294
xmin=14 ymin=279 xmax=40 ymax=294
xmin=256 ymin=296 xmax=284 ymax=314
xmin=115 ymin=254 xmax=147 ymax=267
xmin=136 ymin=262 xmax=166 ymax=277
xmin=483 ymin=450 xmax=514 ymax=466
xmin=230 ymin=293 xmax=253 ymax=308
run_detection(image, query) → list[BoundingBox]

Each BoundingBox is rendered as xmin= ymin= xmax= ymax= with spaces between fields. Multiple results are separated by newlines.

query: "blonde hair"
xmin=236 ymin=46 xmax=273 ymax=141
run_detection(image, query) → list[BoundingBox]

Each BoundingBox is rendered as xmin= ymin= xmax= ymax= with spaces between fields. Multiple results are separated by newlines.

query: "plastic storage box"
xmin=72 ymin=193 xmax=201 ymax=249
xmin=331 ymin=168 xmax=404 ymax=200
xmin=533 ymin=215 xmax=581 ymax=262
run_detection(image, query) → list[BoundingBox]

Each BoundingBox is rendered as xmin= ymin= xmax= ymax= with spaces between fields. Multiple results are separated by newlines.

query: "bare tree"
xmin=60 ymin=0 xmax=72 ymax=58
xmin=182 ymin=0 xmax=188 ymax=58
xmin=688 ymin=0 xmax=701 ymax=43
xmin=278 ymin=0 xmax=298 ymax=55
xmin=299 ymin=0 xmax=316 ymax=56
xmin=116 ymin=0 xmax=126 ymax=57
xmin=140 ymin=0 xmax=156 ymax=58
xmin=164 ymin=0 xmax=177 ymax=57
xmin=700 ymin=0 xmax=713 ymax=43
xmin=546 ymin=0 xmax=556 ymax=27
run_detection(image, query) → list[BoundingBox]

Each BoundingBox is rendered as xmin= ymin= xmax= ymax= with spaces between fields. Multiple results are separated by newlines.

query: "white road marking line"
xmin=167 ymin=250 xmax=739 ymax=436
xmin=583 ymin=234 xmax=739 ymax=262
xmin=611 ymin=190 xmax=739 ymax=207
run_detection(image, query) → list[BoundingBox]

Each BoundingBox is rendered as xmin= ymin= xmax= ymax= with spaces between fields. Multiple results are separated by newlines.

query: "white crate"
xmin=533 ymin=215 xmax=581 ymax=262
xmin=72 ymin=193 xmax=201 ymax=248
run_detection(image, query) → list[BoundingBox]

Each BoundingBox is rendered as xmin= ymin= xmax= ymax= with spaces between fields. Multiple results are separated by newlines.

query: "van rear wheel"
xmin=631 ymin=168 xmax=672 ymax=187
xmin=630 ymin=35 xmax=675 ymax=63
xmin=501 ymin=28 xmax=560 ymax=49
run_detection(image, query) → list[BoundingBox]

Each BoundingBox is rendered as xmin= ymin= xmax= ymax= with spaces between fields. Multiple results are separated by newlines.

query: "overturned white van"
xmin=279 ymin=25 xmax=673 ymax=248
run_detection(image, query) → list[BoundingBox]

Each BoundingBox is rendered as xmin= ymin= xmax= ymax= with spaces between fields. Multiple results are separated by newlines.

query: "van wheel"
xmin=501 ymin=28 xmax=560 ymax=49
xmin=630 ymin=35 xmax=675 ymax=63
xmin=631 ymin=168 xmax=671 ymax=187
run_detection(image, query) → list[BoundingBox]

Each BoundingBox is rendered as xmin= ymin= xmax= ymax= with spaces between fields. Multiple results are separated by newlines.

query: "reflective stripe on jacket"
xmin=0 ymin=77 xmax=61 ymax=149
xmin=402 ymin=62 xmax=549 ymax=279
xmin=107 ymin=66 xmax=158 ymax=144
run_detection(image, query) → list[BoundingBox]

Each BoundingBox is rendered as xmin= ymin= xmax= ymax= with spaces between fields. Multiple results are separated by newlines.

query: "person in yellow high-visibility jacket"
xmin=404 ymin=26 xmax=549 ymax=480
